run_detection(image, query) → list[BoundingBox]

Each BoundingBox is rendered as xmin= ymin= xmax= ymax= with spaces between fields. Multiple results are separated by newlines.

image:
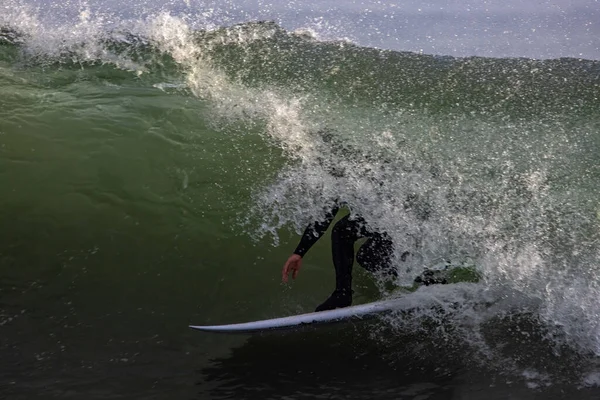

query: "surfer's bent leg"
xmin=315 ymin=215 xmax=366 ymax=312
xmin=356 ymin=232 xmax=396 ymax=277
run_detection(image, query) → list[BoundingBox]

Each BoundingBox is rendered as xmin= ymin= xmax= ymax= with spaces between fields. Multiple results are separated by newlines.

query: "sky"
xmin=9 ymin=0 xmax=600 ymax=59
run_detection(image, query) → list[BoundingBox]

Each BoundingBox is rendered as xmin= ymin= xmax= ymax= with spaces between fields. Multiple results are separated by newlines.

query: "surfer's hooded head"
xmin=311 ymin=127 xmax=349 ymax=178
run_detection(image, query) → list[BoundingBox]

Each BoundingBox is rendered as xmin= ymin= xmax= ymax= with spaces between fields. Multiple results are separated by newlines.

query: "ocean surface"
xmin=1 ymin=1 xmax=600 ymax=399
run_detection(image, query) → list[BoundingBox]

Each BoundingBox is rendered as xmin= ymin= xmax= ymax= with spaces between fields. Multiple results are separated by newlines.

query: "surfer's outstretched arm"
xmin=281 ymin=205 xmax=340 ymax=283
xmin=293 ymin=206 xmax=339 ymax=257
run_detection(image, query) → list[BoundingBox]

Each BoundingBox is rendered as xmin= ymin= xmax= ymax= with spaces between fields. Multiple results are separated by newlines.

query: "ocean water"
xmin=1 ymin=1 xmax=600 ymax=399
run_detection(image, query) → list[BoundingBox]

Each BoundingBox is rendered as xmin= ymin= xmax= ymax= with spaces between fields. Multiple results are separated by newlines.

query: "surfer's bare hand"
xmin=282 ymin=254 xmax=302 ymax=283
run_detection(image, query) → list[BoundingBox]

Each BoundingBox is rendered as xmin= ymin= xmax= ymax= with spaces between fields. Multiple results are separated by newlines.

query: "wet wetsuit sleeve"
xmin=293 ymin=205 xmax=339 ymax=257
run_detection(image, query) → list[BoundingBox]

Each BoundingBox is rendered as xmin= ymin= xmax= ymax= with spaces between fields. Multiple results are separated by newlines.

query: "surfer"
xmin=282 ymin=201 xmax=407 ymax=312
xmin=280 ymin=129 xmax=431 ymax=312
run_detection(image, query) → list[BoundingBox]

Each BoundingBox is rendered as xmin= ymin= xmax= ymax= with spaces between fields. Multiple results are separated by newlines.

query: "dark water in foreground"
xmin=1 ymin=6 xmax=600 ymax=399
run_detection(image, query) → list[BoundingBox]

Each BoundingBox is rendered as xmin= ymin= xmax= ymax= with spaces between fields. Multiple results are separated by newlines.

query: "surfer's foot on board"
xmin=315 ymin=289 xmax=353 ymax=312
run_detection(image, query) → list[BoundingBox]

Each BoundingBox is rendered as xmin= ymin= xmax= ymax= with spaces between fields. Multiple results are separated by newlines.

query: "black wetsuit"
xmin=293 ymin=203 xmax=395 ymax=311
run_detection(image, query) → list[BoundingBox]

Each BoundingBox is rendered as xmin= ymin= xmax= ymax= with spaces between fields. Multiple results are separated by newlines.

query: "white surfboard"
xmin=190 ymin=267 xmax=481 ymax=333
xmin=190 ymin=296 xmax=418 ymax=333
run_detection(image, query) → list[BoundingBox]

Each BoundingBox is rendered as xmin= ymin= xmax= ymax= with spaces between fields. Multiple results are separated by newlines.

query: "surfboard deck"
xmin=189 ymin=297 xmax=407 ymax=333
xmin=190 ymin=265 xmax=480 ymax=334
